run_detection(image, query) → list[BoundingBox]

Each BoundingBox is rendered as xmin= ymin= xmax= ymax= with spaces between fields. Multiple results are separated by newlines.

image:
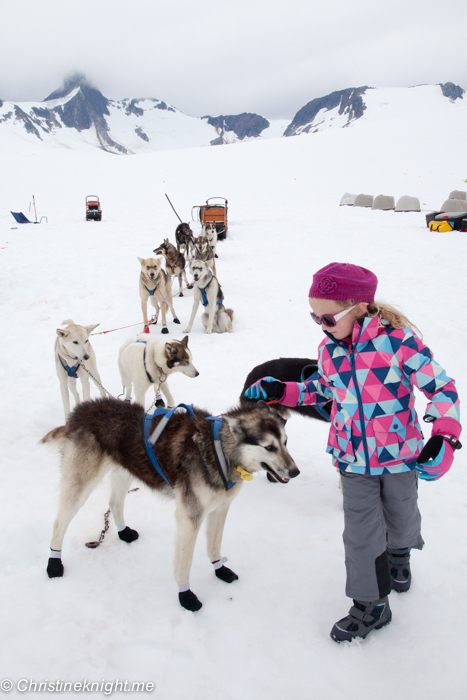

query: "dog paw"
xmin=118 ymin=527 xmax=139 ymax=543
xmin=173 ymin=317 xmax=181 ymax=324
xmin=179 ymin=589 xmax=203 ymax=611
xmin=179 ymin=293 xmax=184 ymax=297
xmin=215 ymin=254 xmax=218 ymax=258
xmin=155 ymin=398 xmax=166 ymax=408
xmin=205 ymin=330 xmax=212 ymax=335
xmin=161 ymin=326 xmax=169 ymax=334
xmin=47 ymin=558 xmax=64 ymax=578
xmin=187 ymin=284 xmax=194 ymax=289
xmin=182 ymin=329 xmax=190 ymax=334
xmin=215 ymin=565 xmax=239 ymax=583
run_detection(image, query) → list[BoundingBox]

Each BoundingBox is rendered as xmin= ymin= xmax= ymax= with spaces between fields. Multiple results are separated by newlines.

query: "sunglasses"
xmin=310 ymin=305 xmax=356 ymax=328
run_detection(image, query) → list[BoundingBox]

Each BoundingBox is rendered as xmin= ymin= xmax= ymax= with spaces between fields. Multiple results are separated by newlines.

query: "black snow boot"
xmin=330 ymin=597 xmax=392 ymax=643
xmin=388 ymin=548 xmax=411 ymax=592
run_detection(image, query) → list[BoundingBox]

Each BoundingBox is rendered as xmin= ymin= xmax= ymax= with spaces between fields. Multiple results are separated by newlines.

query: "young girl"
xmin=244 ymin=262 xmax=461 ymax=643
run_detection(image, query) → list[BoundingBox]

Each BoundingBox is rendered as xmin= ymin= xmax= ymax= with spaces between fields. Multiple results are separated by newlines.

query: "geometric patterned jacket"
xmin=279 ymin=317 xmax=460 ymax=475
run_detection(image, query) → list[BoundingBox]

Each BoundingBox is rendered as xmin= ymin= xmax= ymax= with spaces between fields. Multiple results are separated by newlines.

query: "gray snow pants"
xmin=340 ymin=470 xmax=424 ymax=602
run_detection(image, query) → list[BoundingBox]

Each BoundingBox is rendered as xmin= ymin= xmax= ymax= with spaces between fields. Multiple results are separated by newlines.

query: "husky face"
xmin=163 ymin=336 xmax=199 ymax=377
xmin=190 ymin=260 xmax=209 ymax=282
xmin=138 ymin=256 xmax=162 ymax=282
xmin=195 ymin=236 xmax=209 ymax=255
xmin=56 ymin=323 xmax=99 ymax=362
xmin=227 ymin=408 xmax=300 ymax=484
xmin=153 ymin=239 xmax=176 ymax=259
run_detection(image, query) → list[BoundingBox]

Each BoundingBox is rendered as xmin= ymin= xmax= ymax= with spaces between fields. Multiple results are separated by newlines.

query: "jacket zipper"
xmin=347 ymin=328 xmax=371 ymax=475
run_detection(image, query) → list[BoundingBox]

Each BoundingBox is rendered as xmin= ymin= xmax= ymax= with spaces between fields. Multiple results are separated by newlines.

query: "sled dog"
xmin=175 ymin=222 xmax=194 ymax=258
xmin=183 ymin=260 xmax=233 ymax=334
xmin=42 ymin=398 xmax=299 ymax=611
xmin=240 ymin=357 xmax=332 ymax=422
xmin=118 ymin=334 xmax=199 ymax=408
xmin=138 ymin=257 xmax=180 ymax=334
xmin=55 ymin=319 xmax=106 ymax=421
xmin=153 ymin=239 xmax=192 ymax=297
xmin=194 ymin=234 xmax=216 ymax=276
xmin=204 ymin=222 xmax=218 ymax=259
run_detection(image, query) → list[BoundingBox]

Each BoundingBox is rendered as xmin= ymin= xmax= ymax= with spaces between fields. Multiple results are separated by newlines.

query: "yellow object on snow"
xmin=429 ymin=221 xmax=453 ymax=232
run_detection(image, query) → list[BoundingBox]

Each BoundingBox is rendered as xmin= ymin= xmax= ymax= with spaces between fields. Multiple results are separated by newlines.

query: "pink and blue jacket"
xmin=279 ymin=316 xmax=460 ymax=475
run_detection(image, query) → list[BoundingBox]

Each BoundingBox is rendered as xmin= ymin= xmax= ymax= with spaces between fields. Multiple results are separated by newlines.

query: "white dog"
xmin=204 ymin=222 xmax=218 ymax=259
xmin=55 ymin=319 xmax=106 ymax=420
xmin=118 ymin=334 xmax=199 ymax=408
xmin=183 ymin=260 xmax=233 ymax=334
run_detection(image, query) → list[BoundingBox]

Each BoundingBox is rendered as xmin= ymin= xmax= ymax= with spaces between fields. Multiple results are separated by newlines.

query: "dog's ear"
xmin=85 ymin=323 xmax=99 ymax=335
xmin=56 ymin=328 xmax=69 ymax=338
xmin=137 ymin=256 xmax=144 ymax=264
xmin=164 ymin=342 xmax=176 ymax=359
xmin=180 ymin=335 xmax=189 ymax=347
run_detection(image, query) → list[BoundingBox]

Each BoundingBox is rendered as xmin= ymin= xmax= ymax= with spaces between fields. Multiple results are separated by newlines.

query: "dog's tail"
xmin=225 ymin=309 xmax=234 ymax=321
xmin=60 ymin=319 xmax=75 ymax=327
xmin=40 ymin=426 xmax=67 ymax=447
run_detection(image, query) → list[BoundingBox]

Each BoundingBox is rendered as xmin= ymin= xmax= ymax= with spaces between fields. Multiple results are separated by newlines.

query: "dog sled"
xmin=192 ymin=197 xmax=228 ymax=240
xmin=86 ymin=195 xmax=102 ymax=221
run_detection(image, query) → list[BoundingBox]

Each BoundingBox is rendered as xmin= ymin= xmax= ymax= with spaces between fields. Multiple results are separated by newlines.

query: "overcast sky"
xmin=1 ymin=0 xmax=466 ymax=119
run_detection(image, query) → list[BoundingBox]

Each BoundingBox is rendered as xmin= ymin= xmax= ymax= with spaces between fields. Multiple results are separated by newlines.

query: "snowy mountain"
xmin=0 ymin=74 xmax=464 ymax=155
xmin=0 ymin=74 xmax=288 ymax=155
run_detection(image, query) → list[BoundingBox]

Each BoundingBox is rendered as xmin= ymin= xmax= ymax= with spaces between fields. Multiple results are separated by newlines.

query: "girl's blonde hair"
xmin=336 ymin=300 xmax=422 ymax=338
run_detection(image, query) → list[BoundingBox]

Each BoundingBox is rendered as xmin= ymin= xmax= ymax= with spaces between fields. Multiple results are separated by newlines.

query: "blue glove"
xmin=244 ymin=376 xmax=285 ymax=401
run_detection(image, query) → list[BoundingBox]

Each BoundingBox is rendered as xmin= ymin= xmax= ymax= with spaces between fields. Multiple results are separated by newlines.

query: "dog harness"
xmin=143 ymin=404 xmax=236 ymax=490
xmin=135 ymin=338 xmax=167 ymax=384
xmin=199 ymin=277 xmax=223 ymax=308
xmin=58 ymin=354 xmax=80 ymax=379
xmin=141 ymin=274 xmax=160 ymax=296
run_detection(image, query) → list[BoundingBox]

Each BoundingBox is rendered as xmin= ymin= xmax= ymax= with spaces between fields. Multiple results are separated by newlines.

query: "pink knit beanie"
xmin=308 ymin=262 xmax=378 ymax=303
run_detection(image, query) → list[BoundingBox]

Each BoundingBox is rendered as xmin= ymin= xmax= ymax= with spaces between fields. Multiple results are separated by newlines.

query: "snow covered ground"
xmin=1 ymin=105 xmax=466 ymax=699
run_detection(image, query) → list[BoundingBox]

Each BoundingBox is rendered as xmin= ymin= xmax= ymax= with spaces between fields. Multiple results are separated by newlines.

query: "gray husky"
xmin=42 ymin=398 xmax=298 ymax=611
xmin=183 ymin=260 xmax=233 ymax=334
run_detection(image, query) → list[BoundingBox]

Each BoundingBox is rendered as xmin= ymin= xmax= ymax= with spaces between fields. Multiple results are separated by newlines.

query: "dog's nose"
xmin=289 ymin=466 xmax=300 ymax=479
xmin=83 ymin=354 xmax=90 ymax=361
xmin=195 ymin=371 xmax=199 ymax=377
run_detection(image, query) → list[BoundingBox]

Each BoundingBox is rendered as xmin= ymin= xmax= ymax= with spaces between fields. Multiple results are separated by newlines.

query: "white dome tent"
xmin=395 ymin=196 xmax=421 ymax=212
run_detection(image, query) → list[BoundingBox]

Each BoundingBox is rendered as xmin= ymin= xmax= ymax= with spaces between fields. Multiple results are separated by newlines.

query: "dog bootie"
xmin=215 ymin=565 xmax=239 ymax=583
xmin=330 ymin=597 xmax=392 ymax=643
xmin=47 ymin=558 xmax=64 ymax=578
xmin=161 ymin=326 xmax=169 ymax=334
xmin=173 ymin=317 xmax=181 ymax=324
xmin=179 ymin=589 xmax=203 ymax=612
xmin=118 ymin=526 xmax=139 ymax=543
xmin=388 ymin=548 xmax=411 ymax=592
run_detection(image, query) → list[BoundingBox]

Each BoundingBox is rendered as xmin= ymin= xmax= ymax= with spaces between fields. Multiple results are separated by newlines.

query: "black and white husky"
xmin=42 ymin=399 xmax=299 ymax=611
xmin=55 ymin=319 xmax=106 ymax=421
xmin=183 ymin=260 xmax=233 ymax=334
xmin=118 ymin=334 xmax=199 ymax=407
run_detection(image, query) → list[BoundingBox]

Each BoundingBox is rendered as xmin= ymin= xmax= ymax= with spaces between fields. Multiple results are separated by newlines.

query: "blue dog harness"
xmin=199 ymin=276 xmax=223 ymax=308
xmin=58 ymin=354 xmax=80 ymax=379
xmin=143 ymin=404 xmax=236 ymax=490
